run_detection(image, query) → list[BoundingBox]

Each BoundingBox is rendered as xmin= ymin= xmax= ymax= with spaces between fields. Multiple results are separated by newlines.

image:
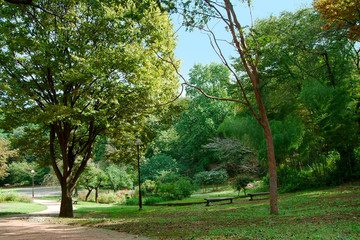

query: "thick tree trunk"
xmin=59 ymin=183 xmax=74 ymax=218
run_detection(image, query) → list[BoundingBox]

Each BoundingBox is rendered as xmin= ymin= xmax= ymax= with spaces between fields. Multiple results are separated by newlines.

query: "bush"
xmin=0 ymin=192 xmax=31 ymax=203
xmin=141 ymin=154 xmax=178 ymax=182
xmin=142 ymin=180 xmax=157 ymax=197
xmin=144 ymin=196 xmax=165 ymax=205
xmin=157 ymin=177 xmax=194 ymax=200
xmin=233 ymin=176 xmax=252 ymax=195
xmin=126 ymin=197 xmax=139 ymax=205
xmin=78 ymin=190 xmax=127 ymax=204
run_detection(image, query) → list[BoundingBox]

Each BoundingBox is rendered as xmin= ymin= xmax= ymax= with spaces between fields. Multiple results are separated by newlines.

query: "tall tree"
xmin=0 ymin=0 xmax=178 ymax=217
xmin=242 ymin=8 xmax=359 ymax=181
xmin=159 ymin=0 xmax=280 ymax=214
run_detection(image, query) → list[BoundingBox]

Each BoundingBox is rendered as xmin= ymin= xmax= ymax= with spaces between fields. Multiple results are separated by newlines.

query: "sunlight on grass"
xmin=52 ymin=186 xmax=360 ymax=239
xmin=0 ymin=202 xmax=46 ymax=215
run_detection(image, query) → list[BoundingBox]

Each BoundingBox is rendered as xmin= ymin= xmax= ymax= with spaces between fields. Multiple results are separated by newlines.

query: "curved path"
xmin=0 ymin=199 xmax=152 ymax=240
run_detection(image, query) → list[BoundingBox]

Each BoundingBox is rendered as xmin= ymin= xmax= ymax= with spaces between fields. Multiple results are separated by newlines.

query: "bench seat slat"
xmin=204 ymin=197 xmax=235 ymax=206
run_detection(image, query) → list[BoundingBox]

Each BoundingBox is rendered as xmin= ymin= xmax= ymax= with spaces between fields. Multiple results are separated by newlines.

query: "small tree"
xmin=80 ymin=163 xmax=107 ymax=203
xmin=0 ymin=138 xmax=17 ymax=181
xmin=233 ymin=176 xmax=252 ymax=196
xmin=105 ymin=165 xmax=133 ymax=192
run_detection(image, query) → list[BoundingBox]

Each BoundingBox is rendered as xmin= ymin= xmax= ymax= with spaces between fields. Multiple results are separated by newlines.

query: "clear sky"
xmin=172 ymin=0 xmax=314 ymax=78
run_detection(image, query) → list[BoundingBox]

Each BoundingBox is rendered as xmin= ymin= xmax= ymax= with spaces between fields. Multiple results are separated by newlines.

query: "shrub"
xmin=126 ymin=197 xmax=139 ymax=205
xmin=157 ymin=177 xmax=194 ymax=200
xmin=0 ymin=192 xmax=31 ymax=203
xmin=144 ymin=196 xmax=165 ymax=205
xmin=141 ymin=154 xmax=179 ymax=182
xmin=142 ymin=180 xmax=157 ymax=197
xmin=233 ymin=176 xmax=252 ymax=195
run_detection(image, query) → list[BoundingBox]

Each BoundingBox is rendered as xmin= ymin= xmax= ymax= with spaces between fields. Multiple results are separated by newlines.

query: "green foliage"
xmin=233 ymin=176 xmax=252 ymax=195
xmin=159 ymin=63 xmax=234 ymax=173
xmin=105 ymin=165 xmax=133 ymax=191
xmin=142 ymin=180 xmax=157 ymax=196
xmin=78 ymin=191 xmax=127 ymax=204
xmin=0 ymin=138 xmax=17 ymax=180
xmin=194 ymin=169 xmax=229 ymax=190
xmin=143 ymin=196 xmax=165 ymax=205
xmin=140 ymin=171 xmax=195 ymax=200
xmin=5 ymin=161 xmax=49 ymax=186
xmin=141 ymin=154 xmax=178 ymax=182
xmin=0 ymin=0 xmax=179 ymax=216
xmin=0 ymin=191 xmax=31 ymax=203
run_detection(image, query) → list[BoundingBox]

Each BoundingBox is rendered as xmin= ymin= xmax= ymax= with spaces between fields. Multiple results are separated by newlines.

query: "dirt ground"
xmin=0 ymin=200 xmax=152 ymax=240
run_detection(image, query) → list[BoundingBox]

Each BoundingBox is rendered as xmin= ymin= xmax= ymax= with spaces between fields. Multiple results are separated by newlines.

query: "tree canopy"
xmin=313 ymin=0 xmax=360 ymax=41
xmin=0 ymin=0 xmax=179 ymax=217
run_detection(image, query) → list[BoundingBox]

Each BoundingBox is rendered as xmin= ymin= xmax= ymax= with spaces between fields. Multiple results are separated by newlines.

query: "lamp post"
xmin=31 ymin=170 xmax=35 ymax=198
xmin=135 ymin=138 xmax=143 ymax=211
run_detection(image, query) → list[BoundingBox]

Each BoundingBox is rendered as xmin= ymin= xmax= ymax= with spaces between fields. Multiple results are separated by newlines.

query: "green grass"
xmin=47 ymin=184 xmax=360 ymax=239
xmin=0 ymin=202 xmax=47 ymax=216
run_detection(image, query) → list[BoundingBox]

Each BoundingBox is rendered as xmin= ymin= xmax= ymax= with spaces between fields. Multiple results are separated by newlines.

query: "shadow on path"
xmin=0 ymin=200 xmax=152 ymax=240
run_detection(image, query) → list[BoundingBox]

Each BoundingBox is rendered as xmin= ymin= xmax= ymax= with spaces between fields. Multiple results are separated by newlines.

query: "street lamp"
xmin=31 ymin=170 xmax=35 ymax=198
xmin=135 ymin=138 xmax=143 ymax=211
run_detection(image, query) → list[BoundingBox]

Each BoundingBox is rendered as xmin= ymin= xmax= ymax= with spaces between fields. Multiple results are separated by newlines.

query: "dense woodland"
xmin=0 ymin=0 xmax=359 ymax=217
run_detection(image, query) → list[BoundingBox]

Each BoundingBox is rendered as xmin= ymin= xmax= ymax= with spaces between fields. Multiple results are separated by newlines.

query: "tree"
xmin=80 ymin=163 xmax=107 ymax=203
xmin=0 ymin=138 xmax=17 ymax=180
xmin=0 ymin=0 xmax=178 ymax=217
xmin=173 ymin=63 xmax=234 ymax=172
xmin=233 ymin=176 xmax=252 ymax=196
xmin=247 ymin=8 xmax=359 ymax=182
xmin=313 ymin=0 xmax=360 ymax=41
xmin=105 ymin=165 xmax=133 ymax=192
xmin=141 ymin=154 xmax=178 ymax=182
xmin=159 ymin=0 xmax=279 ymax=214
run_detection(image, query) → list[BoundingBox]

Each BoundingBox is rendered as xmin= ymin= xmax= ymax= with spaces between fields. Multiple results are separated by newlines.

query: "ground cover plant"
xmin=48 ymin=184 xmax=360 ymax=239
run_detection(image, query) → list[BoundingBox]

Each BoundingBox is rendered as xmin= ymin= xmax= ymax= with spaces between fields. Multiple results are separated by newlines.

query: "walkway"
xmin=0 ymin=199 xmax=152 ymax=240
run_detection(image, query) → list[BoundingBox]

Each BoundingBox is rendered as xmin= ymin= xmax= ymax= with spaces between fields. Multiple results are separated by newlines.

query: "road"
xmin=6 ymin=186 xmax=62 ymax=198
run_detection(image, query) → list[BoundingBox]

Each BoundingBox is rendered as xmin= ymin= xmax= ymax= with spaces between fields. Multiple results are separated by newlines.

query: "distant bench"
xmin=205 ymin=197 xmax=235 ymax=206
xmin=247 ymin=192 xmax=269 ymax=201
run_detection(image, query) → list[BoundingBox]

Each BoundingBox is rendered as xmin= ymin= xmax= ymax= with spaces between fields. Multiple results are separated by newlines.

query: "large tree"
xmin=0 ymin=0 xmax=178 ymax=217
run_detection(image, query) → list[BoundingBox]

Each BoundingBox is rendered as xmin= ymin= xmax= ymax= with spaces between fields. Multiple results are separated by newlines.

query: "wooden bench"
xmin=247 ymin=192 xmax=270 ymax=201
xmin=205 ymin=197 xmax=235 ymax=206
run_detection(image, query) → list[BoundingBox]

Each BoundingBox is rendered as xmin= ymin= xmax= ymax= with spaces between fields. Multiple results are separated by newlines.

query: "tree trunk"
xmin=263 ymin=122 xmax=279 ymax=215
xmin=59 ymin=183 xmax=74 ymax=218
xmin=85 ymin=188 xmax=92 ymax=201
xmin=95 ymin=187 xmax=99 ymax=203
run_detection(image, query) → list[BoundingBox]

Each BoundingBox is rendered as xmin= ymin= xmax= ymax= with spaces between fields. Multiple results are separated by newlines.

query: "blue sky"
xmin=172 ymin=0 xmax=314 ymax=78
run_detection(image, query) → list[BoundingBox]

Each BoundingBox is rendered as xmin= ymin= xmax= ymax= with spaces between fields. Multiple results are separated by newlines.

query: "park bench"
xmin=247 ymin=192 xmax=269 ymax=201
xmin=205 ymin=197 xmax=235 ymax=206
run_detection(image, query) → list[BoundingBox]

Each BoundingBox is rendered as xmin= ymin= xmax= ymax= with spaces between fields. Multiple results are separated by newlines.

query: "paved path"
xmin=31 ymin=199 xmax=62 ymax=215
xmin=0 ymin=200 xmax=152 ymax=240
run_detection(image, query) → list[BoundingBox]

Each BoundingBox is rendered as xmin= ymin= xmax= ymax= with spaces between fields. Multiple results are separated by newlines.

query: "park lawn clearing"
xmin=0 ymin=202 xmax=47 ymax=216
xmin=51 ymin=185 xmax=360 ymax=239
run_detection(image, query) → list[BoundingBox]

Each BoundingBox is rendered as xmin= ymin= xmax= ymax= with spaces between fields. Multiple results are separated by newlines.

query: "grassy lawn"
xmin=47 ymin=184 xmax=360 ymax=239
xmin=0 ymin=202 xmax=47 ymax=216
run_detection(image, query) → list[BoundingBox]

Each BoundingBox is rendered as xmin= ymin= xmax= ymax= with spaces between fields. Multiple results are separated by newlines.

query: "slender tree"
xmin=159 ymin=0 xmax=279 ymax=214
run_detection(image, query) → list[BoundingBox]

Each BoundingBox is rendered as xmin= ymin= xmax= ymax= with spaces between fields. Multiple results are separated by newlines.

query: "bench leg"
xmin=206 ymin=201 xmax=210 ymax=207
xmin=249 ymin=196 xmax=253 ymax=201
xmin=230 ymin=199 xmax=233 ymax=204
